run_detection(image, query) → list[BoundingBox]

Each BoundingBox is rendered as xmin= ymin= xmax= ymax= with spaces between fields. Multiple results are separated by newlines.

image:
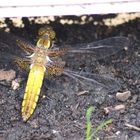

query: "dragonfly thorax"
xmin=37 ymin=35 xmax=51 ymax=49
xmin=31 ymin=47 xmax=48 ymax=67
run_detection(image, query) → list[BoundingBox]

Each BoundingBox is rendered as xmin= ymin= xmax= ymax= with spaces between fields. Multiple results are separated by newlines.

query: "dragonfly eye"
xmin=49 ymin=30 xmax=55 ymax=40
xmin=38 ymin=26 xmax=56 ymax=40
xmin=42 ymin=34 xmax=49 ymax=40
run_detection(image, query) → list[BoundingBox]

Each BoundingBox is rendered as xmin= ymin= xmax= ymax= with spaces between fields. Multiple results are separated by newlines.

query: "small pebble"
xmin=114 ymin=104 xmax=125 ymax=110
xmin=116 ymin=91 xmax=131 ymax=102
xmin=11 ymin=80 xmax=20 ymax=90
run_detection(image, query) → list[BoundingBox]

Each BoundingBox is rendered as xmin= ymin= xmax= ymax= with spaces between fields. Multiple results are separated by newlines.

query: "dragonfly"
xmin=0 ymin=26 xmax=130 ymax=121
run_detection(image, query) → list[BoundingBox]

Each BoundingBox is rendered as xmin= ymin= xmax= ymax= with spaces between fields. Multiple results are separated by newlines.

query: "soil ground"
xmin=0 ymin=14 xmax=140 ymax=140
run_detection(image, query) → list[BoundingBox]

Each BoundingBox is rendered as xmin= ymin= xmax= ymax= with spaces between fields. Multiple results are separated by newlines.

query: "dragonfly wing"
xmin=45 ymin=68 xmax=120 ymax=94
xmin=14 ymin=57 xmax=30 ymax=71
xmin=47 ymin=48 xmax=68 ymax=57
xmin=0 ymin=30 xmax=34 ymax=56
xmin=60 ymin=37 xmax=130 ymax=60
xmin=16 ymin=39 xmax=34 ymax=54
xmin=0 ymin=53 xmax=30 ymax=87
xmin=0 ymin=30 xmax=31 ymax=70
xmin=0 ymin=54 xmax=30 ymax=71
xmin=62 ymin=69 xmax=120 ymax=92
xmin=45 ymin=57 xmax=65 ymax=76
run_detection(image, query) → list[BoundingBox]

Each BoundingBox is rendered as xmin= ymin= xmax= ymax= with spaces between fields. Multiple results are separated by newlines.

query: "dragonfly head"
xmin=38 ymin=26 xmax=55 ymax=40
xmin=37 ymin=26 xmax=56 ymax=49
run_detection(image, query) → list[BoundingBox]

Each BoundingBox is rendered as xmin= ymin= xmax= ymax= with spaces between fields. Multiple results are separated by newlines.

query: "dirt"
xmin=0 ymin=14 xmax=140 ymax=140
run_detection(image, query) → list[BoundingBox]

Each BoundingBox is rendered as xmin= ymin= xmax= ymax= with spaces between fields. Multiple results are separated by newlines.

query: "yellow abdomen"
xmin=22 ymin=65 xmax=45 ymax=121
